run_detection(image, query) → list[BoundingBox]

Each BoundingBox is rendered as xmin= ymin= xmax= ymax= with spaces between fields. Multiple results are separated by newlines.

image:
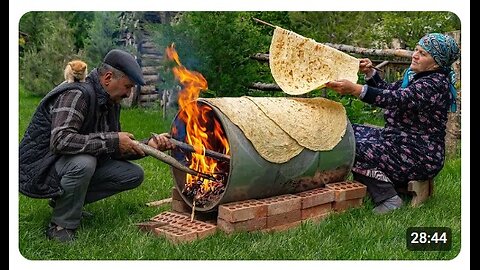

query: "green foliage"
xmin=19 ymin=12 xmax=54 ymax=55
xmin=20 ymin=12 xmax=95 ymax=53
xmin=288 ymin=11 xmax=460 ymax=49
xmin=375 ymin=12 xmax=461 ymax=49
xmin=148 ymin=12 xmax=283 ymax=97
xmin=64 ymin=12 xmax=95 ymax=50
xmin=289 ymin=12 xmax=379 ymax=47
xmin=19 ymin=12 xmax=80 ymax=96
xmin=83 ymin=12 xmax=122 ymax=68
xmin=18 ymin=85 xmax=42 ymax=139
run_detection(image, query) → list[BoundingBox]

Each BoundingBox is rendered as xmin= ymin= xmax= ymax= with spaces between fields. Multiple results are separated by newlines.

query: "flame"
xmin=166 ymin=44 xmax=230 ymax=195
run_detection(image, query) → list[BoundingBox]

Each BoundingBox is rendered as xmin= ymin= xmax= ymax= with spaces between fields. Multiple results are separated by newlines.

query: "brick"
xmin=168 ymin=219 xmax=217 ymax=239
xmin=154 ymin=225 xmax=198 ymax=244
xmin=296 ymin=187 xmax=335 ymax=209
xmin=148 ymin=211 xmax=217 ymax=243
xmin=218 ymin=200 xmax=267 ymax=222
xmin=193 ymin=224 xmax=217 ymax=239
xmin=266 ymin=209 xmax=301 ymax=228
xmin=333 ymin=198 xmax=363 ymax=212
xmin=217 ymin=217 xmax=267 ymax=234
xmin=301 ymin=203 xmax=332 ymax=220
xmin=258 ymin=194 xmax=301 ymax=216
xmin=326 ymin=181 xmax=367 ymax=201
xmin=171 ymin=187 xmax=184 ymax=201
xmin=172 ymin=199 xmax=191 ymax=214
xmin=135 ymin=221 xmax=168 ymax=232
xmin=150 ymin=211 xmax=189 ymax=223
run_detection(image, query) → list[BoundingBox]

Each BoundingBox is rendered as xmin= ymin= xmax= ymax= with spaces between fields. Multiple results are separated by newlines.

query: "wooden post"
xmin=445 ymin=30 xmax=461 ymax=157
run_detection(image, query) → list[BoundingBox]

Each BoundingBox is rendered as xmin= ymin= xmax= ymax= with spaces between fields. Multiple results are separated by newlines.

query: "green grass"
xmin=18 ymin=87 xmax=462 ymax=260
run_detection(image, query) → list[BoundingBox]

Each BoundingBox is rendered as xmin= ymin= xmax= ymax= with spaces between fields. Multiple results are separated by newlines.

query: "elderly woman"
xmin=326 ymin=33 xmax=460 ymax=214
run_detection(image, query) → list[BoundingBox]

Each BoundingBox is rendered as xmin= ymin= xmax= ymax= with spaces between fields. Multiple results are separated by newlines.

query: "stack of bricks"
xmin=137 ymin=211 xmax=217 ymax=244
xmin=137 ymin=181 xmax=367 ymax=243
xmin=326 ymin=181 xmax=368 ymax=211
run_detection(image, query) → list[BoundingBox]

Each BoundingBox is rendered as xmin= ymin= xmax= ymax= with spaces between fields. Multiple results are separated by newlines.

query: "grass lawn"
xmin=17 ymin=87 xmax=463 ymax=262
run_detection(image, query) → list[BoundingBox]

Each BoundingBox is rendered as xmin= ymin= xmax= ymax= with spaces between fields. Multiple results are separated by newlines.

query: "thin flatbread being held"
xmin=269 ymin=27 xmax=359 ymax=95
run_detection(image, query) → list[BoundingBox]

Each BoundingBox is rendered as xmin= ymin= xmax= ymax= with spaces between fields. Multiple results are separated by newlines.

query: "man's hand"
xmin=118 ymin=132 xmax=145 ymax=156
xmin=325 ymin=79 xmax=363 ymax=97
xmin=148 ymin=133 xmax=175 ymax=151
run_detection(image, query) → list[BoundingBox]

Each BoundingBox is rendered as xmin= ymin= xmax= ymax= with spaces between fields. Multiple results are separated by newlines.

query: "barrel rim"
xmin=170 ymin=100 xmax=232 ymax=212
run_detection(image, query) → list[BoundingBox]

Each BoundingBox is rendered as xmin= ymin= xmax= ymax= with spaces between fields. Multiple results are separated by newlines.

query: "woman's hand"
xmin=325 ymin=79 xmax=363 ymax=97
xmin=359 ymin=58 xmax=376 ymax=78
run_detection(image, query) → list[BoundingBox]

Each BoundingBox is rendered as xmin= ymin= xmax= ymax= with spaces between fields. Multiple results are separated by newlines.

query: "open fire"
xmin=166 ymin=44 xmax=230 ymax=207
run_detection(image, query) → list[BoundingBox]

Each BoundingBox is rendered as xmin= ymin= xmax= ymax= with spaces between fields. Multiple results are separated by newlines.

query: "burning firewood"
xmin=169 ymin=137 xmax=230 ymax=162
xmin=166 ymin=43 xmax=231 ymax=209
xmin=135 ymin=142 xmax=217 ymax=181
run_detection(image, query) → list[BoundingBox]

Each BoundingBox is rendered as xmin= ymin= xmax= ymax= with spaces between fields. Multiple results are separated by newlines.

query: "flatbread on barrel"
xmin=203 ymin=97 xmax=304 ymax=163
xmin=269 ymin=27 xmax=359 ymax=95
xmin=245 ymin=97 xmax=347 ymax=151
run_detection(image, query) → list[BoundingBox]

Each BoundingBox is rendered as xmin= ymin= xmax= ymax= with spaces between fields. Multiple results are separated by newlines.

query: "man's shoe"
xmin=48 ymin=198 xmax=94 ymax=218
xmin=48 ymin=198 xmax=56 ymax=208
xmin=373 ymin=195 xmax=403 ymax=214
xmin=46 ymin=223 xmax=76 ymax=243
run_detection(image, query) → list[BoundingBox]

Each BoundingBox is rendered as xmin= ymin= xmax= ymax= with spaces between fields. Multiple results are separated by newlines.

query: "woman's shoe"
xmin=373 ymin=195 xmax=403 ymax=214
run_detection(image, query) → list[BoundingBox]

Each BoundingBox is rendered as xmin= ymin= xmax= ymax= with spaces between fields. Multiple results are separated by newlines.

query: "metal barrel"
xmin=170 ymin=99 xmax=355 ymax=212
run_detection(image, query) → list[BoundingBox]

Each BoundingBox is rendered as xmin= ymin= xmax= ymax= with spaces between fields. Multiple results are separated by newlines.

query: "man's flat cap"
xmin=103 ymin=49 xmax=146 ymax=85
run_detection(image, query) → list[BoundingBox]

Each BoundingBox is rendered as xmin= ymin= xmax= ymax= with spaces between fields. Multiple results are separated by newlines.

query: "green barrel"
xmin=170 ymin=99 xmax=355 ymax=212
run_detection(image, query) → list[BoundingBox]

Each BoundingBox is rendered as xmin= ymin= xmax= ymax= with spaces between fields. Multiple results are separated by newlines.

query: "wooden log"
xmin=249 ymin=82 xmax=282 ymax=91
xmin=144 ymin=75 xmax=160 ymax=84
xmin=141 ymin=58 xmax=162 ymax=66
xmin=251 ymin=44 xmax=414 ymax=62
xmin=169 ymin=138 xmax=231 ymax=162
xmin=444 ymin=30 xmax=461 ymax=157
xmin=142 ymin=41 xmax=157 ymax=49
xmin=140 ymin=85 xmax=157 ymax=94
xmin=141 ymin=47 xmax=163 ymax=55
xmin=146 ymin=198 xmax=172 ymax=207
xmin=161 ymin=90 xmax=168 ymax=120
xmin=135 ymin=142 xmax=216 ymax=181
xmin=142 ymin=66 xmax=159 ymax=75
xmin=375 ymin=61 xmax=390 ymax=69
xmin=139 ymin=94 xmax=159 ymax=102
xmin=142 ymin=53 xmax=163 ymax=60
xmin=408 ymin=180 xmax=433 ymax=207
xmin=324 ymin=43 xmax=414 ymax=58
xmin=372 ymin=60 xmax=410 ymax=65
xmin=250 ymin=53 xmax=269 ymax=62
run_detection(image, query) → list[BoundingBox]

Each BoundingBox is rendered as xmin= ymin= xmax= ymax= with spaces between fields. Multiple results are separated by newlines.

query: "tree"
xmin=19 ymin=12 xmax=56 ymax=57
xmin=288 ymin=12 xmax=379 ymax=47
xmin=19 ymin=12 xmax=79 ymax=95
xmin=149 ymin=12 xmax=287 ymax=97
xmin=375 ymin=12 xmax=460 ymax=49
xmin=83 ymin=12 xmax=121 ymax=67
xmin=65 ymin=12 xmax=95 ymax=50
xmin=287 ymin=11 xmax=460 ymax=49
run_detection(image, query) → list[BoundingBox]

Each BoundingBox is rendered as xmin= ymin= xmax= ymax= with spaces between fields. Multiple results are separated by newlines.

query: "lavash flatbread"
xmin=245 ymin=97 xmax=347 ymax=151
xmin=269 ymin=27 xmax=359 ymax=95
xmin=203 ymin=97 xmax=303 ymax=163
